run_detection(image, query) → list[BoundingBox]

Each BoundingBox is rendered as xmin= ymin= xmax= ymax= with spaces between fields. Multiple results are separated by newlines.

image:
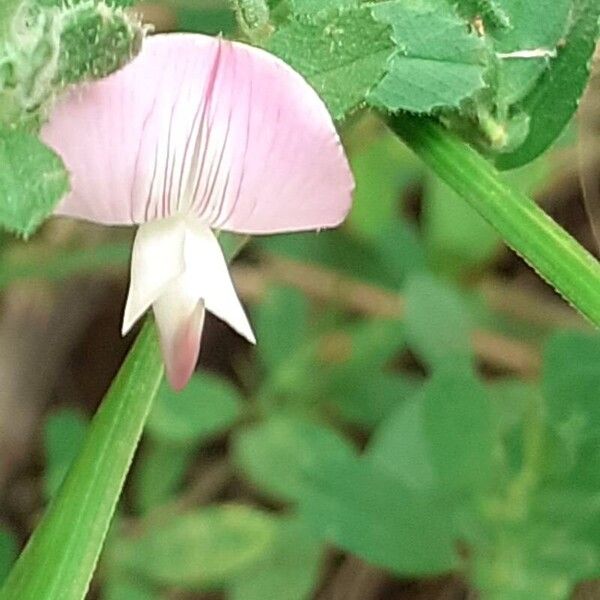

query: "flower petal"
xmin=41 ymin=33 xmax=353 ymax=232
xmin=122 ymin=216 xmax=186 ymax=335
xmin=183 ymin=220 xmax=255 ymax=344
xmin=153 ymin=288 xmax=205 ymax=391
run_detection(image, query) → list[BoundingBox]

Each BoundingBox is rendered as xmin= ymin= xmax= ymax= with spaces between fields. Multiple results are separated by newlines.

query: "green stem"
xmin=390 ymin=114 xmax=600 ymax=327
xmin=0 ymin=319 xmax=164 ymax=600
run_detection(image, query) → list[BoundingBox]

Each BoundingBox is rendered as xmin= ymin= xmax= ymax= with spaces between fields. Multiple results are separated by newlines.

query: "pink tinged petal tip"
xmin=41 ymin=33 xmax=354 ymax=233
xmin=126 ymin=217 xmax=254 ymax=389
xmin=154 ymin=294 xmax=206 ymax=391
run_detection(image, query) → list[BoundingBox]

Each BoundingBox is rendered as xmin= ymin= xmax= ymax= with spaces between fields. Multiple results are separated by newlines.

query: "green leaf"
xmin=236 ymin=418 xmax=457 ymax=574
xmin=487 ymin=379 xmax=538 ymax=436
xmin=146 ymin=372 xmax=243 ymax=445
xmin=0 ymin=1 xmax=19 ymax=35
xmin=348 ymin=130 xmax=421 ymax=240
xmin=267 ymin=7 xmax=393 ymax=119
xmin=132 ymin=442 xmax=193 ymax=514
xmin=0 ymin=530 xmax=17 ymax=586
xmin=367 ymin=394 xmax=437 ymax=491
xmin=542 ymin=331 xmax=600 ymax=442
xmin=423 ymin=175 xmax=501 ymax=276
xmin=254 ymin=286 xmax=309 ymax=372
xmin=368 ymin=368 xmax=494 ymax=495
xmin=496 ymin=0 xmax=600 ymax=169
xmin=422 ymin=368 xmax=494 ymax=493
xmin=491 ymin=0 xmax=572 ymax=105
xmin=0 ymin=130 xmax=69 ymax=237
xmin=56 ymin=2 xmax=143 ymax=85
xmin=176 ymin=7 xmax=237 ymax=35
xmin=230 ymin=517 xmax=322 ymax=600
xmin=323 ymin=320 xmax=417 ymax=427
xmin=258 ymin=229 xmax=405 ymax=289
xmin=0 ymin=319 xmax=164 ymax=600
xmin=43 ymin=409 xmax=88 ymax=500
xmin=0 ymin=242 xmax=130 ymax=291
xmin=330 ymin=372 xmax=420 ymax=429
xmin=404 ymin=273 xmax=474 ymax=370
xmin=103 ymin=577 xmax=158 ymax=600
xmin=299 ymin=458 xmax=458 ymax=575
xmin=289 ymin=0 xmax=356 ymax=14
xmin=114 ymin=505 xmax=275 ymax=589
xmin=36 ymin=0 xmax=135 ymax=7
xmin=234 ymin=416 xmax=356 ymax=502
xmin=368 ymin=0 xmax=488 ymax=113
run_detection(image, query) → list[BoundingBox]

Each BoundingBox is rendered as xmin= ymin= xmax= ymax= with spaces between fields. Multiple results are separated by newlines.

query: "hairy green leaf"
xmin=0 ymin=130 xmax=69 ymax=236
xmin=57 ymin=2 xmax=143 ymax=85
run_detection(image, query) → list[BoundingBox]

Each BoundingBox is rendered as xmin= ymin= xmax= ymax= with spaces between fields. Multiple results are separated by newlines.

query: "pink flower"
xmin=42 ymin=33 xmax=354 ymax=389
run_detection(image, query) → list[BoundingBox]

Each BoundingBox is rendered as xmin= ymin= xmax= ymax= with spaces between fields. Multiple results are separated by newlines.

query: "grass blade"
xmin=0 ymin=319 xmax=164 ymax=600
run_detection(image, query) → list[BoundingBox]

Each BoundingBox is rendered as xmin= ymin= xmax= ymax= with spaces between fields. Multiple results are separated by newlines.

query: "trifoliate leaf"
xmin=267 ymin=7 xmax=393 ymax=119
xmin=368 ymin=0 xmax=489 ymax=113
xmin=0 ymin=129 xmax=69 ymax=236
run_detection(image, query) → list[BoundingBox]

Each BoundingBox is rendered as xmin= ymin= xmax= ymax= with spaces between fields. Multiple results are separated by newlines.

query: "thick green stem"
xmin=0 ymin=319 xmax=164 ymax=600
xmin=390 ymin=114 xmax=600 ymax=327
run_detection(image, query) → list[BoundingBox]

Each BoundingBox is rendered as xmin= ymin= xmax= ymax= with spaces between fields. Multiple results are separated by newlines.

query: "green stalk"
xmin=390 ymin=114 xmax=600 ymax=327
xmin=0 ymin=319 xmax=164 ymax=600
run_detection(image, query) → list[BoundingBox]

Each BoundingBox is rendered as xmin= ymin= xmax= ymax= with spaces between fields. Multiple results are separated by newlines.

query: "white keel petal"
xmin=122 ymin=217 xmax=187 ymax=335
xmin=185 ymin=220 xmax=255 ymax=344
xmin=153 ymin=287 xmax=206 ymax=391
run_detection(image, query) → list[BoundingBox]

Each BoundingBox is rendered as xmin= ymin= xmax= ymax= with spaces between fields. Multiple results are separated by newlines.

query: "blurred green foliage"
xmin=0 ymin=1 xmax=598 ymax=599
xmin=15 ymin=107 xmax=591 ymax=598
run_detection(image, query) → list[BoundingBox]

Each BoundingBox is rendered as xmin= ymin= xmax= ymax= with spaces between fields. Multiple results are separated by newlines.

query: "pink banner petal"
xmin=42 ymin=33 xmax=353 ymax=232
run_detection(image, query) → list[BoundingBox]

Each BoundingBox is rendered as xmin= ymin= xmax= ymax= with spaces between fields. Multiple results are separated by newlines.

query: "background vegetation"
xmin=0 ymin=0 xmax=599 ymax=599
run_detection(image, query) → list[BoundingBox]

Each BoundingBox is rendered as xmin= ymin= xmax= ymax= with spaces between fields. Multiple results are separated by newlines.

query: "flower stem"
xmin=390 ymin=114 xmax=600 ymax=327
